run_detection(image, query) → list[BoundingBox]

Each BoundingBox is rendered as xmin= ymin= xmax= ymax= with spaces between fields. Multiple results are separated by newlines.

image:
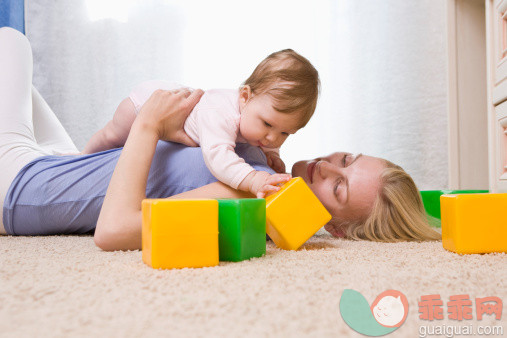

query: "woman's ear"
xmin=239 ymin=85 xmax=252 ymax=109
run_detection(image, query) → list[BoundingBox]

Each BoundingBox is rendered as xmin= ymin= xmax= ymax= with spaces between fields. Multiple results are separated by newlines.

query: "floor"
xmin=0 ymin=229 xmax=505 ymax=337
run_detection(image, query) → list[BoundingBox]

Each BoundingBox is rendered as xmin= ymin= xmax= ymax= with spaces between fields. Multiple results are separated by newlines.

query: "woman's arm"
xmin=169 ymin=181 xmax=253 ymax=200
xmin=94 ymin=89 xmax=203 ymax=251
xmin=93 ymin=120 xmax=157 ymax=251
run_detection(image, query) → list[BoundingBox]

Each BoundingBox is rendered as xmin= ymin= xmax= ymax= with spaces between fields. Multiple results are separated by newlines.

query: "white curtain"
xmin=26 ymin=0 xmax=447 ymax=189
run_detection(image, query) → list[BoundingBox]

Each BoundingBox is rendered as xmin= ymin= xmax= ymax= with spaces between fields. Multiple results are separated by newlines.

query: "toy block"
xmin=142 ymin=199 xmax=219 ymax=269
xmin=420 ymin=190 xmax=488 ymax=226
xmin=265 ymin=177 xmax=332 ymax=250
xmin=441 ymin=193 xmax=507 ymax=254
xmin=218 ymin=199 xmax=266 ymax=262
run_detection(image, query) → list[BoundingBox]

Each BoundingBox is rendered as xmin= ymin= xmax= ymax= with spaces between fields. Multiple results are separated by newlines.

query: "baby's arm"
xmin=82 ymin=98 xmax=136 ymax=154
xmin=261 ymin=147 xmax=286 ymax=173
xmin=238 ymin=170 xmax=291 ymax=198
xmin=198 ymin=110 xmax=290 ymax=197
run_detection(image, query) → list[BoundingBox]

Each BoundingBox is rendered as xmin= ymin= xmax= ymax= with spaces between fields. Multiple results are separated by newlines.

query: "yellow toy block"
xmin=441 ymin=193 xmax=507 ymax=254
xmin=142 ymin=199 xmax=219 ymax=269
xmin=265 ymin=177 xmax=332 ymax=250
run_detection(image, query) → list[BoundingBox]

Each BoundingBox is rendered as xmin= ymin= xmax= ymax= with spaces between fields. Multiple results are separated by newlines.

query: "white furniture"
xmin=486 ymin=0 xmax=507 ymax=192
xmin=447 ymin=0 xmax=507 ymax=192
xmin=447 ymin=0 xmax=489 ymax=190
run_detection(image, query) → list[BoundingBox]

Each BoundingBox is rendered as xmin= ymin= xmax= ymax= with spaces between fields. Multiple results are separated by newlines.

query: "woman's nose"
xmin=317 ymin=160 xmax=339 ymax=179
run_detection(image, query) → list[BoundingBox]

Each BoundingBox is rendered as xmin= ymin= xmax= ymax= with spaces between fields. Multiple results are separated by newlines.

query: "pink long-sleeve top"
xmin=129 ymin=80 xmax=278 ymax=189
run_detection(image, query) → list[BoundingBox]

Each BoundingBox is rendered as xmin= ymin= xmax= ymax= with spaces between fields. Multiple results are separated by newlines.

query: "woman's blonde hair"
xmin=243 ymin=49 xmax=320 ymax=128
xmin=335 ymin=160 xmax=441 ymax=242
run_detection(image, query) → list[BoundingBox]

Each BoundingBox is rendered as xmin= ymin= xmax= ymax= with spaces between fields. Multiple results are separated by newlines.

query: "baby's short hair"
xmin=243 ymin=49 xmax=320 ymax=128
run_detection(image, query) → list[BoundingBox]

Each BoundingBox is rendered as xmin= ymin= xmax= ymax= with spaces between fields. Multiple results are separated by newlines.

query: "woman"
xmin=0 ymin=27 xmax=440 ymax=250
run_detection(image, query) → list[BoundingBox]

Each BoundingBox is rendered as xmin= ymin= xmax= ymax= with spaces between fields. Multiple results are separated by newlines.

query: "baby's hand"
xmin=250 ymin=171 xmax=292 ymax=198
xmin=265 ymin=151 xmax=286 ymax=173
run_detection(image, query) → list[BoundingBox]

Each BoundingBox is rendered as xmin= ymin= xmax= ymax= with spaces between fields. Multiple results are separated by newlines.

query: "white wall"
xmin=26 ymin=0 xmax=448 ymax=189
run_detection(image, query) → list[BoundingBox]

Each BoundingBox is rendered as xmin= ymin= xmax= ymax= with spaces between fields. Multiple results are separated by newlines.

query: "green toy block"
xmin=218 ymin=199 xmax=266 ymax=262
xmin=420 ymin=190 xmax=488 ymax=227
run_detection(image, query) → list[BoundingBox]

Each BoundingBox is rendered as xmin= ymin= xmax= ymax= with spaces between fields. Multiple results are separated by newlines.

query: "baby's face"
xmin=239 ymin=93 xmax=301 ymax=148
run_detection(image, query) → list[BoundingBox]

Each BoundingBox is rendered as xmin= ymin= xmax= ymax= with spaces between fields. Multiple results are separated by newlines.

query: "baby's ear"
xmin=239 ymin=85 xmax=252 ymax=104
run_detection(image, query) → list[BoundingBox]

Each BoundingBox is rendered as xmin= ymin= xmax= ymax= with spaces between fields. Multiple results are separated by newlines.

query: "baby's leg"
xmin=82 ymin=97 xmax=137 ymax=154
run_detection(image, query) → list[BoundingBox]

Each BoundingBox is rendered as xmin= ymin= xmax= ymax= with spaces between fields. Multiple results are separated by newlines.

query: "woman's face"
xmin=291 ymin=152 xmax=386 ymax=237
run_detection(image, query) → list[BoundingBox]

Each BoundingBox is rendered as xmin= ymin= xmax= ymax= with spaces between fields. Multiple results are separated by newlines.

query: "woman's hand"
xmin=137 ymin=88 xmax=204 ymax=146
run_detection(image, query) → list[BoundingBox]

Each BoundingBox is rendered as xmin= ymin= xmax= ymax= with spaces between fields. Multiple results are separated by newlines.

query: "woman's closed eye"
xmin=342 ymin=153 xmax=359 ymax=167
xmin=342 ymin=154 xmax=348 ymax=166
xmin=264 ymin=121 xmax=272 ymax=127
xmin=334 ymin=178 xmax=342 ymax=198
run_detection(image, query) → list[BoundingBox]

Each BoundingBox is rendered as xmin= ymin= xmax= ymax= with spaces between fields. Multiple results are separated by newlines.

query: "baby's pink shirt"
xmin=129 ymin=80 xmax=278 ymax=189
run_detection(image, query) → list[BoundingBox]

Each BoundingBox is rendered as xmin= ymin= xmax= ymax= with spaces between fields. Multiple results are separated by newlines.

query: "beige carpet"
xmin=1 ymin=229 xmax=505 ymax=338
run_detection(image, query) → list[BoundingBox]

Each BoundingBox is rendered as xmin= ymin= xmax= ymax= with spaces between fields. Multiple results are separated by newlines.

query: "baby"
xmin=83 ymin=49 xmax=320 ymax=197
